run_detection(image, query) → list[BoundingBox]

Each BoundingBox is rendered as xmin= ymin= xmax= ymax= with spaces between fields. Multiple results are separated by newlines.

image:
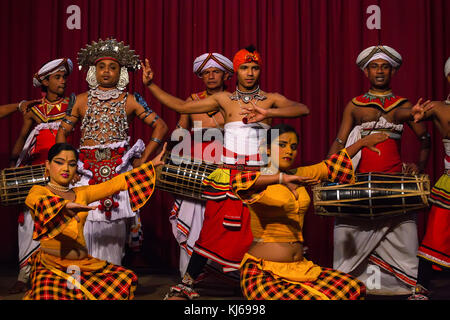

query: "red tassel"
xmin=18 ymin=212 xmax=24 ymax=225
xmin=113 ymin=201 xmax=119 ymax=208
xmin=83 ymin=162 xmax=90 ymax=169
xmin=116 ymin=158 xmax=123 ymax=165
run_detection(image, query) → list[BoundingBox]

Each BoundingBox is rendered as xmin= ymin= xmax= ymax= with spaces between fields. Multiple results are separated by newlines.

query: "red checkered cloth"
xmin=241 ymin=257 xmax=365 ymax=300
xmin=124 ymin=161 xmax=156 ymax=212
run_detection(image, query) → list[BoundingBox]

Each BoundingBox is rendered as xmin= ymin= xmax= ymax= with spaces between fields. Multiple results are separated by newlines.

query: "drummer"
xmin=327 ymin=45 xmax=431 ymax=295
xmin=230 ymin=123 xmax=387 ymax=300
xmin=169 ymin=52 xmax=234 ymax=278
xmin=8 ymin=58 xmax=75 ymax=294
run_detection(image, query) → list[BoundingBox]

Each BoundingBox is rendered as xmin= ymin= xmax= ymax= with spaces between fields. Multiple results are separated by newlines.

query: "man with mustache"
xmin=327 ymin=45 xmax=431 ymax=296
xmin=9 ymin=58 xmax=74 ymax=294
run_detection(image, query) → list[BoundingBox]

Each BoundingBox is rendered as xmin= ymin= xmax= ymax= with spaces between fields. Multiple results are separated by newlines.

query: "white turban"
xmin=356 ymin=45 xmax=402 ymax=70
xmin=193 ymin=53 xmax=234 ymax=77
xmin=33 ymin=58 xmax=73 ymax=87
xmin=445 ymin=57 xmax=450 ymax=77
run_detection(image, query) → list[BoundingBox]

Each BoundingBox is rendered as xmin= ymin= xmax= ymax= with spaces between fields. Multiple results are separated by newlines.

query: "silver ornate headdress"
xmin=77 ymin=38 xmax=141 ymax=71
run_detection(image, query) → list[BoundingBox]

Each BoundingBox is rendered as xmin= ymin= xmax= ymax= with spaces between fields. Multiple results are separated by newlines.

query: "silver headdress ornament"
xmin=77 ymin=38 xmax=142 ymax=71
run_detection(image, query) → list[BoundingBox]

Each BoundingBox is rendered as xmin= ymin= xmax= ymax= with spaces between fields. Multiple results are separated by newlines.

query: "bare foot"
xmin=8 ymin=280 xmax=27 ymax=294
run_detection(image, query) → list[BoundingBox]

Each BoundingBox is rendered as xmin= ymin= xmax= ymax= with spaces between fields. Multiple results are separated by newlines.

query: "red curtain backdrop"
xmin=0 ymin=0 xmax=448 ymax=269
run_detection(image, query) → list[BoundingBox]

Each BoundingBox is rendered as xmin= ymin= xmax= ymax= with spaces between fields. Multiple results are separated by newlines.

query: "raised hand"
xmin=151 ymin=142 xmax=167 ymax=167
xmin=141 ymin=58 xmax=154 ymax=86
xmin=65 ymin=201 xmax=98 ymax=222
xmin=411 ymin=98 xmax=434 ymax=123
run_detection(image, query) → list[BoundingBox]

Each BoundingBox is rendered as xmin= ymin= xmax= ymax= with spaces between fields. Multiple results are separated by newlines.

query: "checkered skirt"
xmin=24 ymin=252 xmax=137 ymax=300
xmin=241 ymin=258 xmax=365 ymax=300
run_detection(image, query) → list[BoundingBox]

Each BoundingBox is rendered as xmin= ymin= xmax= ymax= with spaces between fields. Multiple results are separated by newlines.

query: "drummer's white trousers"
xmin=17 ymin=210 xmax=40 ymax=282
xmin=333 ymin=215 xmax=418 ymax=295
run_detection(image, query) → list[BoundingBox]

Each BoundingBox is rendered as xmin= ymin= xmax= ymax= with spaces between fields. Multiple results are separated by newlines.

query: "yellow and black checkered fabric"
xmin=32 ymin=196 xmax=70 ymax=241
xmin=124 ymin=161 xmax=156 ymax=212
xmin=24 ymin=252 xmax=137 ymax=300
xmin=231 ymin=170 xmax=261 ymax=203
xmin=240 ymin=258 xmax=365 ymax=300
xmin=324 ymin=149 xmax=355 ymax=184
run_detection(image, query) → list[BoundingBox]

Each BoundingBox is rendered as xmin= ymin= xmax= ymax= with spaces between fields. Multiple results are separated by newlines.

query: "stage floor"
xmin=1 ymin=264 xmax=449 ymax=300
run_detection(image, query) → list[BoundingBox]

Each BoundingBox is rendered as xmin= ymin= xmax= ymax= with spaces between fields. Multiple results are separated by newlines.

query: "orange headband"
xmin=233 ymin=49 xmax=261 ymax=72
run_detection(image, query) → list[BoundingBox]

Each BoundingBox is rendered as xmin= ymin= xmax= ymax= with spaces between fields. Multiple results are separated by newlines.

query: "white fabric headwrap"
xmin=356 ymin=45 xmax=402 ymax=70
xmin=193 ymin=53 xmax=234 ymax=77
xmin=33 ymin=58 xmax=73 ymax=87
xmin=444 ymin=56 xmax=450 ymax=77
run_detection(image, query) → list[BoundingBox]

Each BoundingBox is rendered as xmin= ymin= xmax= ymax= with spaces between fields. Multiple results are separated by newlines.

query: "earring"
xmin=116 ymin=66 xmax=129 ymax=91
xmin=86 ymin=66 xmax=99 ymax=89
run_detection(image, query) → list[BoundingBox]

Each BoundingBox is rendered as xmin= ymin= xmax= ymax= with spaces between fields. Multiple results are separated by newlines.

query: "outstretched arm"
xmin=394 ymin=98 xmax=434 ymax=123
xmin=142 ymin=59 xmax=220 ymax=114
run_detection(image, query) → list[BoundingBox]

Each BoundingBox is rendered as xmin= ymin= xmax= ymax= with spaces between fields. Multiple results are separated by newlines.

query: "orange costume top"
xmin=23 ymin=162 xmax=156 ymax=300
xmin=232 ymin=149 xmax=355 ymax=243
xmin=231 ymin=149 xmax=355 ymax=283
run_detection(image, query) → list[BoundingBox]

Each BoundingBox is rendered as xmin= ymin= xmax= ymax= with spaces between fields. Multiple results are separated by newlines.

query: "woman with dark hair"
xmin=23 ymin=142 xmax=165 ymax=300
xmin=231 ymin=124 xmax=387 ymax=300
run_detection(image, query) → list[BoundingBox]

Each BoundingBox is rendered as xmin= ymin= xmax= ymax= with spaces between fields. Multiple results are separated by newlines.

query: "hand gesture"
xmin=411 ymin=98 xmax=434 ymax=123
xmin=151 ymin=142 xmax=167 ymax=168
xmin=402 ymin=162 xmax=419 ymax=175
xmin=281 ymin=174 xmax=320 ymax=199
xmin=141 ymin=58 xmax=154 ymax=86
xmin=65 ymin=201 xmax=97 ymax=222
xmin=19 ymin=99 xmax=41 ymax=114
xmin=71 ymin=172 xmax=81 ymax=186
xmin=362 ymin=132 xmax=389 ymax=155
xmin=239 ymin=102 xmax=269 ymax=123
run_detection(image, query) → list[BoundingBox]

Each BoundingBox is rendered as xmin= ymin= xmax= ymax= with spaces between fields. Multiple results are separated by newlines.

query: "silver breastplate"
xmin=80 ymin=90 xmax=129 ymax=145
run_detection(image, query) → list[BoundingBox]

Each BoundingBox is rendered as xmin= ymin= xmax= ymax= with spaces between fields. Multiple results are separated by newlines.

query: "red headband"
xmin=94 ymin=57 xmax=120 ymax=65
xmin=233 ymin=49 xmax=261 ymax=72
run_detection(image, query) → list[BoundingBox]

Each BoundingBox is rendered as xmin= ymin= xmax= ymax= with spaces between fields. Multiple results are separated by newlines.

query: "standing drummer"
xmin=8 ymin=58 xmax=74 ymax=294
xmin=169 ymin=52 xmax=233 ymax=277
xmin=327 ymin=45 xmax=431 ymax=296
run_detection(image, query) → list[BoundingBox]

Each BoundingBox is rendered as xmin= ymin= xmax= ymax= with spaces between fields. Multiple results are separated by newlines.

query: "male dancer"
xmin=142 ymin=45 xmax=310 ymax=298
xmin=170 ymin=52 xmax=233 ymax=276
xmin=56 ymin=38 xmax=168 ymax=265
xmin=408 ymin=57 xmax=450 ymax=299
xmin=9 ymin=58 xmax=73 ymax=293
xmin=328 ymin=45 xmax=431 ymax=295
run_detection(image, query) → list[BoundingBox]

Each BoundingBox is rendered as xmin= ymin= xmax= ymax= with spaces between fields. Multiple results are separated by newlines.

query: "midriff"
xmin=248 ymin=241 xmax=303 ymax=262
